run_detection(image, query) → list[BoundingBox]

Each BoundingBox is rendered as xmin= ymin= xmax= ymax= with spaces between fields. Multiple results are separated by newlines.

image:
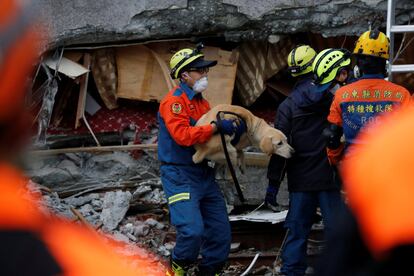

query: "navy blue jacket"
xmin=267 ymin=75 xmax=338 ymax=192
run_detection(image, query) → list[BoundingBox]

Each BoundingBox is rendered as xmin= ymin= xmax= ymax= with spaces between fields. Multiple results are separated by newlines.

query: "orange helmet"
xmin=0 ymin=0 xmax=40 ymax=122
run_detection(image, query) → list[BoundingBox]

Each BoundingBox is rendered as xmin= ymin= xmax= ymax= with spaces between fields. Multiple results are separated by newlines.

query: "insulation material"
xmin=236 ymin=37 xmax=294 ymax=106
xmin=91 ymin=49 xmax=119 ymax=109
xmin=116 ymin=42 xmax=239 ymax=107
xmin=229 ymin=210 xmax=288 ymax=224
xmin=44 ymin=56 xmax=89 ymax=79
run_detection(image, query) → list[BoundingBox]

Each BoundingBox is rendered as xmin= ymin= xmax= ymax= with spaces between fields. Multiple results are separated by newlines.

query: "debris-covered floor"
xmin=24 ymin=149 xmax=325 ymax=275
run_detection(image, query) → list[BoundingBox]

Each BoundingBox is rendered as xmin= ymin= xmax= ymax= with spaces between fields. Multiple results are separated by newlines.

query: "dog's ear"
xmin=259 ymin=135 xmax=274 ymax=155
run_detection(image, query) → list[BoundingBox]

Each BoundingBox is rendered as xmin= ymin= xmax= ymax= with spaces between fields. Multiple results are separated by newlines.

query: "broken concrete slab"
xmin=31 ymin=166 xmax=77 ymax=186
xmin=63 ymin=193 xmax=100 ymax=207
xmin=100 ymin=190 xmax=132 ymax=231
xmin=84 ymin=152 xmax=144 ymax=181
xmin=35 ymin=0 xmax=413 ymax=47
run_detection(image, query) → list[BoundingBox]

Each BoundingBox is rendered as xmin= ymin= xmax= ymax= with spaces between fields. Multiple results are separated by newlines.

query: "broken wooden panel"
xmin=116 ymin=45 xmax=171 ymax=102
xmin=236 ymin=37 xmax=294 ymax=106
xmin=115 ymin=41 xmax=239 ymax=107
xmin=202 ymin=48 xmax=239 ymax=107
xmin=75 ymin=53 xmax=91 ymax=129
xmin=64 ymin=51 xmax=83 ymax=63
xmin=44 ymin=56 xmax=89 ymax=79
xmin=91 ymin=49 xmax=119 ymax=110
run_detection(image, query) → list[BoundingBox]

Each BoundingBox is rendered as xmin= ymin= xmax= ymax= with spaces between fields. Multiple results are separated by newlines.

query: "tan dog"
xmin=193 ymin=104 xmax=294 ymax=164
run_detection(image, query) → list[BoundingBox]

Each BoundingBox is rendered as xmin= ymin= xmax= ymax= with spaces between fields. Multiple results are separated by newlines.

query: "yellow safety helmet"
xmin=287 ymin=45 xmax=317 ymax=77
xmin=169 ymin=43 xmax=217 ymax=79
xmin=353 ymin=30 xmax=390 ymax=59
xmin=312 ymin=48 xmax=351 ymax=85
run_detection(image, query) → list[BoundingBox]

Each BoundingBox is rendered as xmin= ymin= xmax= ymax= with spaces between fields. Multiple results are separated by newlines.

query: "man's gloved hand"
xmin=216 ymin=119 xmax=237 ymax=135
xmin=265 ymin=180 xmax=283 ymax=212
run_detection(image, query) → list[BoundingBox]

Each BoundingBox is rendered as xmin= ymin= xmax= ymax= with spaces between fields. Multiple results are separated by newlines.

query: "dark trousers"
xmin=281 ymin=190 xmax=344 ymax=276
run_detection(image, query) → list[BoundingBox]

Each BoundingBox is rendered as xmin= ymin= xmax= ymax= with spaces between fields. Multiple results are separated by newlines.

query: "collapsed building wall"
xmin=29 ymin=0 xmax=414 ymax=201
xmin=36 ymin=0 xmax=414 ymax=47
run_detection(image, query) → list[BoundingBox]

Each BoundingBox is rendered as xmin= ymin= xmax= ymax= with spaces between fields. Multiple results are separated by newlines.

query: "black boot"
xmin=196 ymin=263 xmax=225 ymax=276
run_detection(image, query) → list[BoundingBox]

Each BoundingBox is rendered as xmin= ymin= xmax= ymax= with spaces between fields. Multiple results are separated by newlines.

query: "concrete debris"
xmin=63 ymin=193 xmax=100 ymax=207
xmin=132 ymin=185 xmax=152 ymax=200
xmin=112 ymin=232 xmax=131 ymax=243
xmin=31 ymin=165 xmax=79 ymax=187
xmin=145 ymin=218 xmax=165 ymax=230
xmin=41 ymin=192 xmax=74 ymax=219
xmin=35 ymin=0 xmax=414 ymax=47
xmin=134 ymin=224 xmax=150 ymax=237
xmin=157 ymin=241 xmax=175 ymax=257
xmin=100 ymin=191 xmax=132 ymax=231
xmin=26 ymin=148 xmax=291 ymax=274
xmin=25 ymin=152 xmax=161 ymax=194
xmin=142 ymin=188 xmax=167 ymax=205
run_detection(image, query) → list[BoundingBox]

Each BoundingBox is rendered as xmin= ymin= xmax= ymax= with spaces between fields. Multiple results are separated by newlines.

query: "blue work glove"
xmin=217 ymin=119 xmax=237 ymax=135
xmin=265 ymin=180 xmax=282 ymax=212
xmin=231 ymin=119 xmax=247 ymax=146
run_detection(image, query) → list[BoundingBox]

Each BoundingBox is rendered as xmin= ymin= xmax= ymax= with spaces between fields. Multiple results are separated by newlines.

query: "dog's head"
xmin=259 ymin=129 xmax=294 ymax=158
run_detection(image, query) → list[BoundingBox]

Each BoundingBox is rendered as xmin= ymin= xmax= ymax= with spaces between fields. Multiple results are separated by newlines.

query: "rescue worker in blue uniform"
xmin=159 ymin=45 xmax=240 ymax=276
xmin=266 ymin=46 xmax=348 ymax=276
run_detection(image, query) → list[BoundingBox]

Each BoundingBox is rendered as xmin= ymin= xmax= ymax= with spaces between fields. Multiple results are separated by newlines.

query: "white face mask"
xmin=192 ymin=76 xmax=208 ymax=93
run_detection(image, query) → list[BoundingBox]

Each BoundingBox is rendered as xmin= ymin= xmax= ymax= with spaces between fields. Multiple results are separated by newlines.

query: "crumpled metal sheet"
xmin=229 ymin=209 xmax=288 ymax=224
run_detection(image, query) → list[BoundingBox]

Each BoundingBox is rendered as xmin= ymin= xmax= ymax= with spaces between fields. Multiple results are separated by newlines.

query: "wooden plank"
xmin=30 ymin=143 xmax=158 ymax=156
xmin=116 ymin=41 xmax=239 ymax=107
xmin=29 ymin=143 xmax=269 ymax=167
xmin=116 ymin=45 xmax=167 ymax=101
xmin=75 ymin=53 xmax=91 ymax=129
xmin=203 ymin=47 xmax=239 ymax=107
xmin=243 ymin=152 xmax=270 ymax=167
xmin=64 ymin=51 xmax=83 ymax=63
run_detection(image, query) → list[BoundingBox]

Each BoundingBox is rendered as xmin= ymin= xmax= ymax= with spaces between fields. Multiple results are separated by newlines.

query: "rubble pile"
xmin=25 ymin=150 xmax=291 ymax=274
xmin=25 ymin=151 xmax=177 ymax=258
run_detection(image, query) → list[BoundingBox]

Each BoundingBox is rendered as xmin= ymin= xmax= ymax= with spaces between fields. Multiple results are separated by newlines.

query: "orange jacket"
xmin=158 ymin=83 xmax=213 ymax=164
xmin=327 ymin=78 xmax=411 ymax=164
xmin=342 ymin=104 xmax=414 ymax=258
xmin=0 ymin=164 xmax=165 ymax=275
xmin=159 ymin=83 xmax=213 ymax=147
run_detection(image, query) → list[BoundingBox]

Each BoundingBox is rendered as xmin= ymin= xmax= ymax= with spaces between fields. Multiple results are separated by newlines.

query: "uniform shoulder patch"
xmin=171 ymin=102 xmax=183 ymax=114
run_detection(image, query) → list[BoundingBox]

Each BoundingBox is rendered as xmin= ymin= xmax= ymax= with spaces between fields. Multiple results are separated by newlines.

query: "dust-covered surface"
xmin=35 ymin=0 xmax=414 ymax=47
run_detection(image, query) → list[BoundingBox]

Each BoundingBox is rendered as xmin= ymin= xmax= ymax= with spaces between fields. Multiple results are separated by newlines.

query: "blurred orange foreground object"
xmin=343 ymin=103 xmax=414 ymax=258
xmin=0 ymin=163 xmax=166 ymax=275
xmin=0 ymin=0 xmax=41 ymax=122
